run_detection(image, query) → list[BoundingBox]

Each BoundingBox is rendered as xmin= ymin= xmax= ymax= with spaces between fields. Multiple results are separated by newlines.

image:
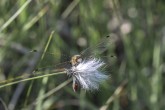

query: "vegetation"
xmin=0 ymin=0 xmax=165 ymax=110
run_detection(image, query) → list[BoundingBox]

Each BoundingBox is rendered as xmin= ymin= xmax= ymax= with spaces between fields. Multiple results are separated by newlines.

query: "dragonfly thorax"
xmin=70 ymin=55 xmax=82 ymax=66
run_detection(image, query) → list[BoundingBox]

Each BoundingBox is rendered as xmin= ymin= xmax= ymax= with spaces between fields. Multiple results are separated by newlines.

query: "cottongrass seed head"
xmin=68 ymin=58 xmax=109 ymax=91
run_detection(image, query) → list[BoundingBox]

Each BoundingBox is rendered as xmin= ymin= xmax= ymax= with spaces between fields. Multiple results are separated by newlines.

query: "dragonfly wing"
xmin=30 ymin=50 xmax=71 ymax=61
xmin=34 ymin=61 xmax=71 ymax=73
xmin=79 ymin=35 xmax=117 ymax=75
xmin=80 ymin=35 xmax=116 ymax=59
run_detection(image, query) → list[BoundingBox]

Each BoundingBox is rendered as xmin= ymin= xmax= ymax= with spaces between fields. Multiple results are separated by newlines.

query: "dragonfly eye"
xmin=70 ymin=55 xmax=82 ymax=66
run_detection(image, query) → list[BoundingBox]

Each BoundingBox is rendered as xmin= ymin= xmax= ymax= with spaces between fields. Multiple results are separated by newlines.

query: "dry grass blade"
xmin=99 ymin=80 xmax=128 ymax=110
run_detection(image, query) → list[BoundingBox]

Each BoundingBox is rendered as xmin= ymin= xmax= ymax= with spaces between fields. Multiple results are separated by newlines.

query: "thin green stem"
xmin=0 ymin=71 xmax=66 ymax=89
xmin=0 ymin=0 xmax=32 ymax=32
xmin=36 ymin=31 xmax=54 ymax=110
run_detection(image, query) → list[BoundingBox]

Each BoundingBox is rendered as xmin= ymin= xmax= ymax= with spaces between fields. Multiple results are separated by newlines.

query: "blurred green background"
xmin=0 ymin=0 xmax=165 ymax=110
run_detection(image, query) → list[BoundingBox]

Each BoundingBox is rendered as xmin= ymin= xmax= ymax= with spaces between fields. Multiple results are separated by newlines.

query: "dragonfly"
xmin=0 ymin=35 xmax=117 ymax=92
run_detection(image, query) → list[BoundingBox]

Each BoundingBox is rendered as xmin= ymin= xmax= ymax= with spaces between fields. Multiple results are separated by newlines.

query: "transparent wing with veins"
xmin=31 ymin=35 xmax=116 ymax=72
xmin=30 ymin=50 xmax=72 ymax=73
xmin=0 ymin=50 xmax=72 ymax=85
xmin=34 ymin=61 xmax=71 ymax=73
xmin=0 ymin=35 xmax=116 ymax=89
xmin=80 ymin=35 xmax=116 ymax=61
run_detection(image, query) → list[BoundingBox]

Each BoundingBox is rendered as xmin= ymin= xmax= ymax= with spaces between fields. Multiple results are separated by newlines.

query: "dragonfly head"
xmin=70 ymin=55 xmax=82 ymax=66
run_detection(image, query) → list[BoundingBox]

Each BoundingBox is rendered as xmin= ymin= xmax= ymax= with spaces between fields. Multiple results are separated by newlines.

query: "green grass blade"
xmin=0 ymin=71 xmax=65 ymax=89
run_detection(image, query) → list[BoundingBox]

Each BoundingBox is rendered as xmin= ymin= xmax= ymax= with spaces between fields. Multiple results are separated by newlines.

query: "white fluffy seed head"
xmin=70 ymin=58 xmax=109 ymax=91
